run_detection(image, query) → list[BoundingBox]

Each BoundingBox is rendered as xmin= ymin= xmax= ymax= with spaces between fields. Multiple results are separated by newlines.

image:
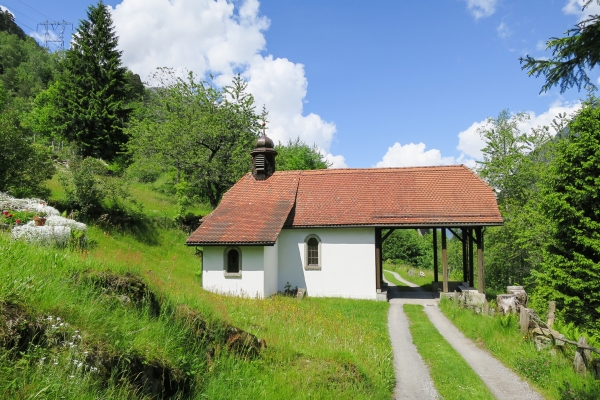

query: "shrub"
xmin=0 ymin=111 xmax=54 ymax=198
xmin=382 ymin=229 xmax=432 ymax=270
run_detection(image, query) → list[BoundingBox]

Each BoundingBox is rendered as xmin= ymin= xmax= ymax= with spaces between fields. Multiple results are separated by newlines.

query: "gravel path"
xmin=384 ymin=272 xmax=544 ymax=400
xmin=384 ymin=269 xmax=419 ymax=288
xmin=423 ymin=305 xmax=545 ymax=400
xmin=388 ymin=296 xmax=439 ymax=399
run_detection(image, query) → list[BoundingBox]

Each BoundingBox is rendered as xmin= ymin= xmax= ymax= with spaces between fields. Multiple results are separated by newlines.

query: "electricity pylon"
xmin=37 ymin=20 xmax=72 ymax=49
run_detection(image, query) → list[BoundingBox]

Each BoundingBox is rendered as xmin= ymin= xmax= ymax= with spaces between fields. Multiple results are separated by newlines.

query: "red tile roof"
xmin=186 ymin=165 xmax=502 ymax=245
xmin=186 ymin=171 xmax=301 ymax=245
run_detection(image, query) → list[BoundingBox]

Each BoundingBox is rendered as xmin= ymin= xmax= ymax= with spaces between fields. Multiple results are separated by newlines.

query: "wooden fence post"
xmin=520 ymin=306 xmax=529 ymax=335
xmin=547 ymin=301 xmax=556 ymax=328
xmin=574 ymin=336 xmax=591 ymax=374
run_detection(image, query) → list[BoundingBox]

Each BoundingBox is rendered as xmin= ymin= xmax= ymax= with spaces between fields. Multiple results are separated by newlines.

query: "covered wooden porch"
xmin=374 ymin=225 xmax=495 ymax=296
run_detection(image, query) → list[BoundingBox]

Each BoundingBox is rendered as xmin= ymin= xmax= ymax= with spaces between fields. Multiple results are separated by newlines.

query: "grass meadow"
xmin=0 ymin=176 xmax=395 ymax=399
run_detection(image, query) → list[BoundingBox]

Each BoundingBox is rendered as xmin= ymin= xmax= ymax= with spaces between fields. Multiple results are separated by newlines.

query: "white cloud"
xmin=375 ymin=142 xmax=458 ymax=168
xmin=324 ymin=153 xmax=347 ymax=168
xmin=457 ymin=120 xmax=490 ymax=160
xmin=243 ymin=54 xmax=337 ymax=152
xmin=463 ymin=0 xmax=498 ymax=20
xmin=456 ymin=100 xmax=582 ymax=161
xmin=110 ymin=0 xmax=345 ymax=165
xmin=30 ymin=30 xmax=59 ymax=45
xmin=377 ymin=101 xmax=583 ymax=170
xmin=497 ymin=22 xmax=512 ymax=38
xmin=536 ymin=40 xmax=546 ymax=51
xmin=563 ymin=0 xmax=600 ymax=22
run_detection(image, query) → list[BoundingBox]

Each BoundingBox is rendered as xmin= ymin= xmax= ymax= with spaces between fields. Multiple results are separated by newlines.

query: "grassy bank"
xmin=0 ymin=233 xmax=394 ymax=398
xmin=440 ymin=299 xmax=600 ymax=399
xmin=0 ymin=176 xmax=395 ymax=398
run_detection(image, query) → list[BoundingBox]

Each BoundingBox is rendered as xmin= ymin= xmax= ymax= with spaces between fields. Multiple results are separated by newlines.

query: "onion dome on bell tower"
xmin=251 ymin=119 xmax=277 ymax=180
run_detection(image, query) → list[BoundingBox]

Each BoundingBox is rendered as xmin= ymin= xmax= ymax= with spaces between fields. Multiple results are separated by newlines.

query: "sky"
xmin=2 ymin=0 xmax=598 ymax=168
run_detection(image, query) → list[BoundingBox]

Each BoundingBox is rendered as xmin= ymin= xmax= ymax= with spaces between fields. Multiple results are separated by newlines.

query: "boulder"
xmin=531 ymin=327 xmax=566 ymax=346
xmin=507 ymin=286 xmax=528 ymax=311
xmin=534 ymin=335 xmax=553 ymax=351
xmin=497 ymin=294 xmax=517 ymax=314
xmin=461 ymin=291 xmax=486 ymax=307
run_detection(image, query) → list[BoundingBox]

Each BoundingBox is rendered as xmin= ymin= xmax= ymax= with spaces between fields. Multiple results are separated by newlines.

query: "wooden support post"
xmin=442 ymin=228 xmax=448 ymax=293
xmin=462 ymin=228 xmax=468 ymax=283
xmin=433 ymin=228 xmax=438 ymax=282
xmin=375 ymin=228 xmax=382 ymax=292
xmin=468 ymin=228 xmax=474 ymax=287
xmin=476 ymin=227 xmax=485 ymax=294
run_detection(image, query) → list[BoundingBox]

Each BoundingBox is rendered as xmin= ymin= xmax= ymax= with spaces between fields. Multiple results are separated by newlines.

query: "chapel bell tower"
xmin=251 ymin=121 xmax=277 ymax=180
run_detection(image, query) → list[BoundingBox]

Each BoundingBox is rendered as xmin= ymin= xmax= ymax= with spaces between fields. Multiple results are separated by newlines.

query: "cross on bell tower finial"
xmin=251 ymin=104 xmax=277 ymax=180
xmin=261 ymin=104 xmax=268 ymax=136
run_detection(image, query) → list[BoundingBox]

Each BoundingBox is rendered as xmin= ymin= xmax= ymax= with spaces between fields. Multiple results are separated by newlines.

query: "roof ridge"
xmin=286 ymin=165 xmax=467 ymax=174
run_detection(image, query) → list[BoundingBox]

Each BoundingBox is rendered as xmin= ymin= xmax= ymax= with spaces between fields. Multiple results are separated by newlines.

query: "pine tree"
xmin=55 ymin=1 xmax=129 ymax=160
xmin=533 ymin=98 xmax=600 ymax=331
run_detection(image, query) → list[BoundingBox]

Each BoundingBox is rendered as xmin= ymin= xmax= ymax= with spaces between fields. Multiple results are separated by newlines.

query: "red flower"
xmin=15 ymin=219 xmax=21 ymax=224
xmin=2 ymin=211 xmax=7 ymax=215
xmin=8 ymin=214 xmax=12 ymax=218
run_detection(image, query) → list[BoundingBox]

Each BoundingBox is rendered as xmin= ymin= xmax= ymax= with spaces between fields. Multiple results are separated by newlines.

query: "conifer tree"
xmin=55 ymin=1 xmax=129 ymax=160
xmin=533 ymin=98 xmax=600 ymax=331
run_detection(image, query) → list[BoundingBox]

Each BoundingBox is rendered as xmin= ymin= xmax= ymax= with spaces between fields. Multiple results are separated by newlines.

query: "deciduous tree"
xmin=275 ymin=138 xmax=331 ymax=171
xmin=127 ymin=69 xmax=261 ymax=208
xmin=477 ymin=110 xmax=562 ymax=289
xmin=0 ymin=111 xmax=54 ymax=197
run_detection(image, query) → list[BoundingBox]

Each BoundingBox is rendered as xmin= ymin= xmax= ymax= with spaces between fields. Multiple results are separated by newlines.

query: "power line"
xmin=14 ymin=18 xmax=35 ymax=32
xmin=37 ymin=20 xmax=73 ymax=49
xmin=3 ymin=5 xmax=39 ymax=24
xmin=12 ymin=0 xmax=52 ymax=20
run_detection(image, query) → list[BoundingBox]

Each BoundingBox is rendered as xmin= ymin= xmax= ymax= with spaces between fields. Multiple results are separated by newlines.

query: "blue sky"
xmin=2 ymin=0 xmax=596 ymax=168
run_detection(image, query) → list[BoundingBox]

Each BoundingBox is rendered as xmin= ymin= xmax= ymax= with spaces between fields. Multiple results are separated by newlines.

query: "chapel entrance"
xmin=374 ymin=227 xmax=487 ymax=299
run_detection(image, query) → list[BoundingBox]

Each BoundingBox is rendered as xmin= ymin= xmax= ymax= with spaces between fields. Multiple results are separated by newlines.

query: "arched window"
xmin=304 ymin=235 xmax=322 ymax=270
xmin=227 ymin=249 xmax=240 ymax=273
xmin=223 ymin=247 xmax=242 ymax=277
xmin=307 ymin=238 xmax=319 ymax=265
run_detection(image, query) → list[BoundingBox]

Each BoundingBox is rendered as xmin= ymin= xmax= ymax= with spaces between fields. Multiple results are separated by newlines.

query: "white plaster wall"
xmin=277 ymin=228 xmax=376 ymax=299
xmin=202 ymin=246 xmax=265 ymax=297
xmin=263 ymin=241 xmax=279 ymax=297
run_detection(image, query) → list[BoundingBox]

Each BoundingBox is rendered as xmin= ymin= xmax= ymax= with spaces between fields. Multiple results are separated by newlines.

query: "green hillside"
xmin=0 ymin=177 xmax=394 ymax=399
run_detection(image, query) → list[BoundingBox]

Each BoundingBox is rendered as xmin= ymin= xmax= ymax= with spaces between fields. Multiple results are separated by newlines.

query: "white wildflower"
xmin=12 ymin=225 xmax=71 ymax=246
xmin=0 ymin=192 xmax=59 ymax=216
xmin=45 ymin=216 xmax=87 ymax=232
